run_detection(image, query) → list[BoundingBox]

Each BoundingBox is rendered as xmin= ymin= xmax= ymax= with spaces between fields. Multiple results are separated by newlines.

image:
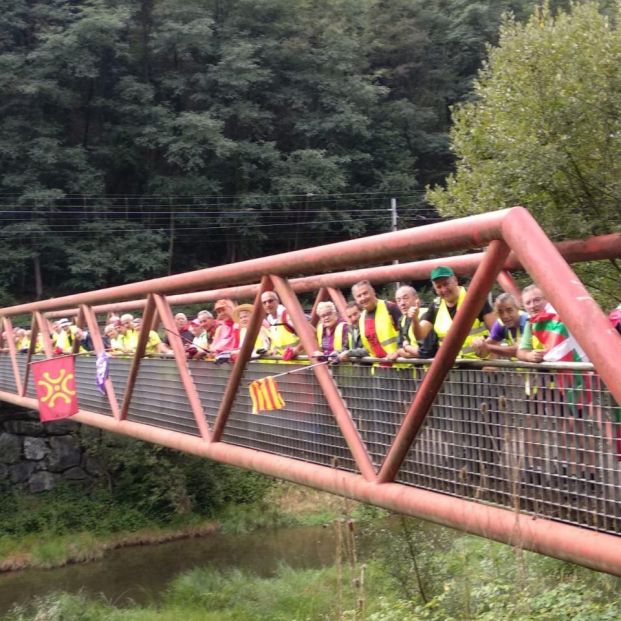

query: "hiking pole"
xmin=162 ymin=327 xmax=212 ymax=355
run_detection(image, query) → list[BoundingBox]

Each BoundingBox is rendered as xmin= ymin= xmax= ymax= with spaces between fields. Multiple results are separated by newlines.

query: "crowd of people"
xmin=1 ymin=266 xmax=619 ymax=366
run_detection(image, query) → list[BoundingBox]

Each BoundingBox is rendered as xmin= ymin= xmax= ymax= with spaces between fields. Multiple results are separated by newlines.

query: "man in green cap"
xmin=410 ymin=266 xmax=495 ymax=359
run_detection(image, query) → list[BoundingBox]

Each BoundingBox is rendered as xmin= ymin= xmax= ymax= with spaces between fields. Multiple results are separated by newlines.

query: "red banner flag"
xmin=31 ymin=356 xmax=78 ymax=422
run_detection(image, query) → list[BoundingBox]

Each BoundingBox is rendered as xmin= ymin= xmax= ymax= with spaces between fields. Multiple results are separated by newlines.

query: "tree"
xmin=427 ymin=1 xmax=621 ymax=239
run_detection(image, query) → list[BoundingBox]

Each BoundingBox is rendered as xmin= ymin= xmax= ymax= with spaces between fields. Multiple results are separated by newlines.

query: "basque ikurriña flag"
xmin=530 ymin=311 xmax=590 ymax=415
xmin=249 ymin=376 xmax=285 ymax=414
xmin=529 ymin=312 xmax=588 ymax=364
xmin=31 ymin=355 xmax=78 ymax=422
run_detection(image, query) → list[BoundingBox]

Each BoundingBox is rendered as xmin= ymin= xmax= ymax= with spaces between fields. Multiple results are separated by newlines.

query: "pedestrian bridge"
xmin=1 ymin=207 xmax=621 ymax=576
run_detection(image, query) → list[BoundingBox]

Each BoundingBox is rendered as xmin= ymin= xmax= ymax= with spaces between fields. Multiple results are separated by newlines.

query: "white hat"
xmin=57 ymin=318 xmax=71 ymax=327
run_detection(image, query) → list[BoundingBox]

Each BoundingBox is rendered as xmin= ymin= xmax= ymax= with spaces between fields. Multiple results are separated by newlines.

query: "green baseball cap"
xmin=430 ymin=266 xmax=455 ymax=281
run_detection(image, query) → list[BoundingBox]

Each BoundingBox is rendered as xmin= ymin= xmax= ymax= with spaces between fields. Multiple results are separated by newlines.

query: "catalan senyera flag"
xmin=249 ymin=376 xmax=285 ymax=414
xmin=31 ymin=355 xmax=78 ymax=422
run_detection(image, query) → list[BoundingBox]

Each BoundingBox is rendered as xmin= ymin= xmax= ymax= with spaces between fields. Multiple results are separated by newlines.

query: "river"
xmin=0 ymin=524 xmax=353 ymax=616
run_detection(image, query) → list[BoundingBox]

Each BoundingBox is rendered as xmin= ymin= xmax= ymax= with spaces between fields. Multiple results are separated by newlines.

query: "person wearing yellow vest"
xmin=312 ymin=301 xmax=350 ymax=359
xmin=412 ymin=266 xmax=495 ymax=359
xmin=15 ymin=328 xmax=31 ymax=353
xmin=68 ymin=326 xmax=94 ymax=354
xmin=52 ymin=318 xmax=73 ymax=354
xmin=232 ymin=304 xmax=270 ymax=356
xmin=261 ymin=291 xmax=301 ymax=359
xmin=104 ymin=324 xmax=125 ymax=356
xmin=340 ymin=280 xmax=401 ymax=362
xmin=133 ymin=318 xmax=171 ymax=356
xmin=394 ymin=285 xmax=438 ymax=359
xmin=472 ymin=293 xmax=528 ymax=359
xmin=118 ymin=314 xmax=139 ymax=354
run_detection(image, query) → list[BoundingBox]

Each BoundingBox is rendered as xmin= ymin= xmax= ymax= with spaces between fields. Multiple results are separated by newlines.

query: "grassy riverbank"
xmin=0 ymin=479 xmax=350 ymax=572
xmin=4 ymin=531 xmax=621 ymax=621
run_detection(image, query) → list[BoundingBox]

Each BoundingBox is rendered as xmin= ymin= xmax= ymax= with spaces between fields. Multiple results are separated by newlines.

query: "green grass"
xmin=0 ymin=462 xmax=278 ymax=571
xmin=6 ymin=532 xmax=621 ymax=621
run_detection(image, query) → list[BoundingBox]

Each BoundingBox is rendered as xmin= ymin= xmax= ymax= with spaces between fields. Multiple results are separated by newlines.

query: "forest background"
xmin=0 ymin=0 xmax=619 ymax=305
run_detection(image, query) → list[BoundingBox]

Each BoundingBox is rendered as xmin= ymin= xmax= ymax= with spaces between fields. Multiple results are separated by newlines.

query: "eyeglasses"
xmin=262 ymin=299 xmax=277 ymax=304
xmin=318 ymin=312 xmax=335 ymax=319
xmin=214 ymin=308 xmax=227 ymax=314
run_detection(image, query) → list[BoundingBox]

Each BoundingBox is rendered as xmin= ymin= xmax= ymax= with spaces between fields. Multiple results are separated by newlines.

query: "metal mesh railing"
xmin=125 ymin=358 xmax=200 ymax=435
xmin=214 ymin=362 xmax=357 ymax=472
xmin=332 ymin=364 xmax=421 ymax=468
xmin=1 ymin=352 xmax=620 ymax=535
xmin=397 ymin=364 xmax=621 ymax=535
xmin=0 ymin=353 xmax=18 ymax=393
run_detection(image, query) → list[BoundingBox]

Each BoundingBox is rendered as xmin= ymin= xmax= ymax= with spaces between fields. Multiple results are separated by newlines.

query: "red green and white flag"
xmin=529 ymin=312 xmax=588 ymax=363
xmin=530 ymin=311 xmax=591 ymax=415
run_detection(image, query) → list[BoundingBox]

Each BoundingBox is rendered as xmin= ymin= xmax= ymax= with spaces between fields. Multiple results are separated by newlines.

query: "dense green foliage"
xmin=0 ymin=435 xmax=273 ymax=539
xmin=5 ymin=524 xmax=621 ymax=620
xmin=427 ymin=0 xmax=621 ymax=240
xmin=0 ymin=0 xmax=552 ymax=304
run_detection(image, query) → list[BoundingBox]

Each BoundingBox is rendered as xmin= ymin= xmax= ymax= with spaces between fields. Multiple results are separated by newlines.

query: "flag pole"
xmin=268 ymin=360 xmax=330 ymax=379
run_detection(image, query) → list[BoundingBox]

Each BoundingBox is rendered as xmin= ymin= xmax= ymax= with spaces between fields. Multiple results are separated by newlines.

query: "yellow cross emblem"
xmin=37 ymin=369 xmax=76 ymax=407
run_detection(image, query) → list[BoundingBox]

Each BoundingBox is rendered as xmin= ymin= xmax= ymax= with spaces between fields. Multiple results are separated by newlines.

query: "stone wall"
xmin=0 ymin=406 xmax=99 ymax=493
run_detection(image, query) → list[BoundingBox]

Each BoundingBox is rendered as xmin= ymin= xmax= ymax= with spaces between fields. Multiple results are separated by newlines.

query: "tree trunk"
xmin=33 ymin=254 xmax=43 ymax=300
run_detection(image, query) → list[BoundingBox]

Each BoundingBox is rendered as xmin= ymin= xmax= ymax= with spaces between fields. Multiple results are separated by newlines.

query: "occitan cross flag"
xmin=249 ymin=376 xmax=285 ymax=414
xmin=31 ymin=355 xmax=79 ymax=422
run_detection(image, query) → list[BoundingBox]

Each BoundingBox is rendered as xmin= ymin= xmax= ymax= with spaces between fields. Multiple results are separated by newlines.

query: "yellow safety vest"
xmin=240 ymin=326 xmax=271 ymax=352
xmin=497 ymin=311 xmax=529 ymax=347
xmin=316 ymin=321 xmax=346 ymax=352
xmin=121 ymin=329 xmax=138 ymax=352
xmin=109 ymin=336 xmax=124 ymax=354
xmin=399 ymin=308 xmax=427 ymax=345
xmin=265 ymin=309 xmax=299 ymax=355
xmin=53 ymin=330 xmax=72 ymax=353
xmin=434 ymin=287 xmax=488 ymax=359
xmin=145 ymin=331 xmax=163 ymax=356
xmin=16 ymin=337 xmax=30 ymax=351
xmin=359 ymin=300 xmax=399 ymax=356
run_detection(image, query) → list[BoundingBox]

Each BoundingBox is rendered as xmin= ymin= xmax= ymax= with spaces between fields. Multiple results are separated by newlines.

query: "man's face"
xmin=522 ymin=288 xmax=547 ymax=317
xmin=190 ymin=323 xmax=202 ymax=336
xmin=261 ymin=293 xmax=279 ymax=316
xmin=121 ymin=317 xmax=133 ymax=333
xmin=352 ymin=284 xmax=376 ymax=312
xmin=318 ymin=306 xmax=338 ymax=329
xmin=432 ymin=276 xmax=459 ymax=304
xmin=496 ymin=301 xmax=520 ymax=328
xmin=198 ymin=314 xmax=214 ymax=331
xmin=174 ymin=314 xmax=187 ymax=329
xmin=214 ymin=303 xmax=231 ymax=322
xmin=395 ymin=288 xmax=418 ymax=315
xmin=345 ymin=306 xmax=361 ymax=326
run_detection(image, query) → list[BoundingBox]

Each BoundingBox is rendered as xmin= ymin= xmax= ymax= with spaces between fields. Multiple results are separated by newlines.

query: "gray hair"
xmin=494 ymin=292 xmax=519 ymax=309
xmin=316 ymin=301 xmax=337 ymax=316
xmin=395 ymin=285 xmax=418 ymax=298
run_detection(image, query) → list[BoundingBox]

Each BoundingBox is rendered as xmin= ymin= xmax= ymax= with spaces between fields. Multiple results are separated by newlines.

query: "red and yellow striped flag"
xmin=249 ymin=376 xmax=286 ymax=414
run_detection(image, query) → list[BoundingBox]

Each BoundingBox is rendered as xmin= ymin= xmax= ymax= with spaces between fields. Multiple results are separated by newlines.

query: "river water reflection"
xmin=0 ymin=524 xmax=355 ymax=616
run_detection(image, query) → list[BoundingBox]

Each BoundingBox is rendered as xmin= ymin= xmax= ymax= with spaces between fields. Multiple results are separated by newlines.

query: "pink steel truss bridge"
xmin=1 ymin=207 xmax=621 ymax=575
